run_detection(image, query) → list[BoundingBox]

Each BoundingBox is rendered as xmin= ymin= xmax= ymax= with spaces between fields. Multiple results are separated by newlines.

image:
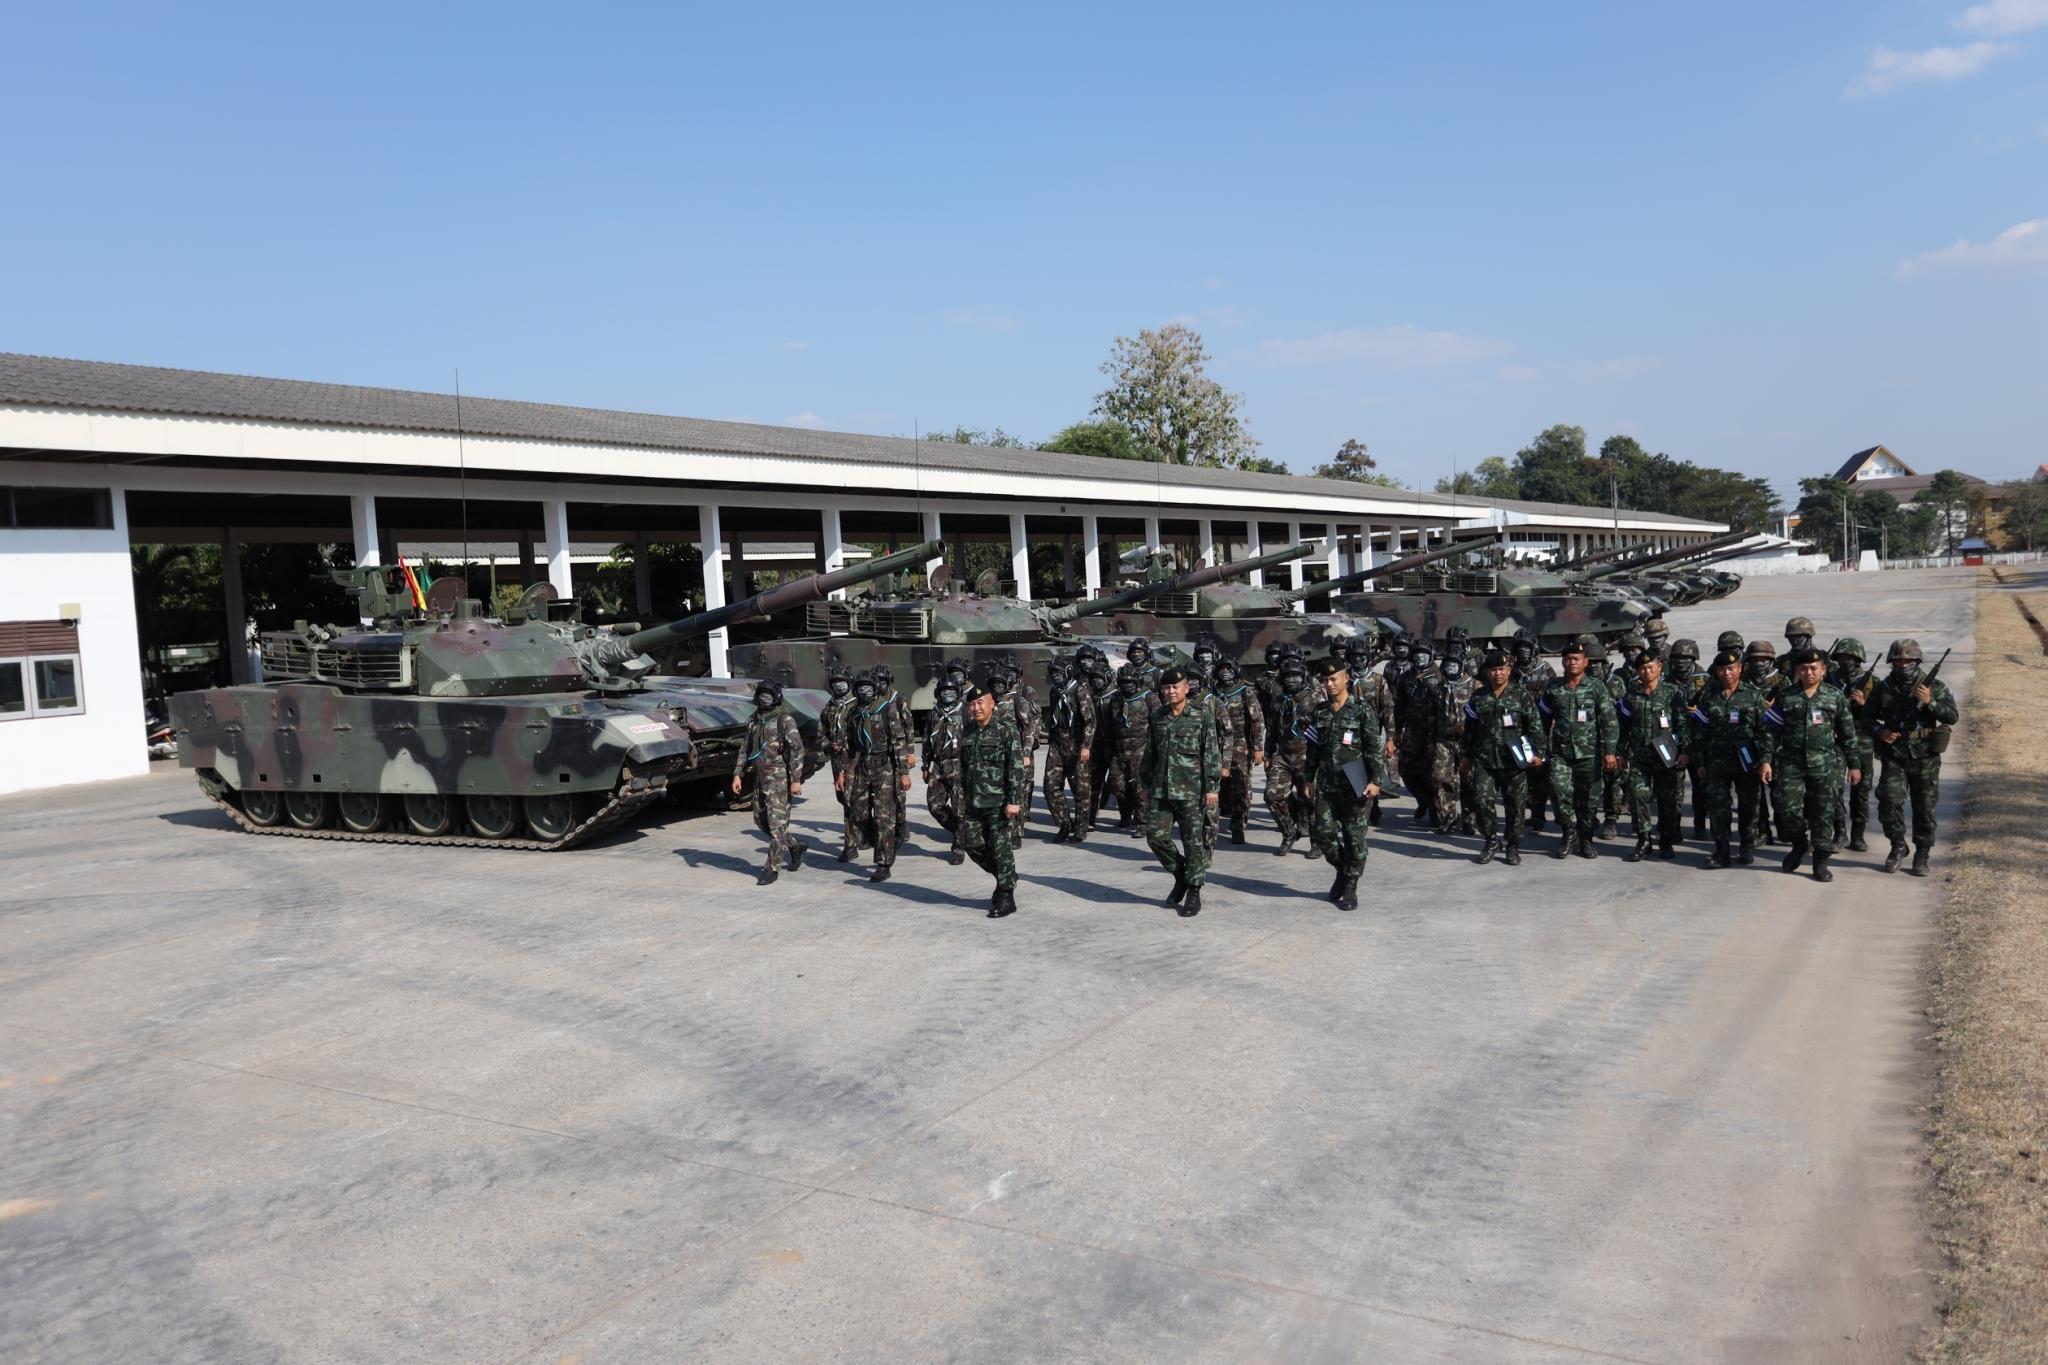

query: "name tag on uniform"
xmin=1729 ymin=709 xmax=1742 ymax=723
xmin=1342 ymin=730 xmax=1355 ymax=746
xmin=1658 ymin=714 xmax=1670 ymax=729
xmin=1576 ymin=708 xmax=1588 ymax=723
xmin=1809 ymin=708 xmax=1824 ymax=726
xmin=1502 ymin=714 xmax=1517 ymax=728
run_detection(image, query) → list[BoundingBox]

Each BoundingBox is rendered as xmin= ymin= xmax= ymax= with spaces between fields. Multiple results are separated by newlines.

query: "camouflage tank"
xmin=1084 ymin=536 xmax=1501 ymax=668
xmin=168 ymin=540 xmax=941 ymax=848
xmin=1572 ymin=532 xmax=1757 ymax=610
xmin=727 ymin=542 xmax=1314 ymax=710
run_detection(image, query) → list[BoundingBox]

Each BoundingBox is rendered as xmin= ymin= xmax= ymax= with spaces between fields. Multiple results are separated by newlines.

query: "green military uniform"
xmin=1309 ymin=691 xmax=1390 ymax=908
xmin=958 ymin=706 xmax=1027 ymax=913
xmin=1688 ymin=678 xmax=1768 ymax=864
xmin=1599 ymin=662 xmax=1629 ymax=837
xmin=1043 ymin=670 xmax=1098 ymax=842
xmin=1868 ymin=645 xmax=1958 ymax=874
xmin=1539 ymin=670 xmax=1619 ymax=856
xmin=735 ymin=700 xmax=806 ymax=882
xmin=1107 ymin=678 xmax=1155 ymax=832
xmin=1212 ymin=671 xmax=1265 ymax=843
xmin=1616 ymin=676 xmax=1686 ymax=858
xmin=1827 ymin=643 xmax=1878 ymax=851
xmin=1185 ymin=671 xmax=1234 ymax=851
xmin=820 ymin=685 xmax=864 ymax=856
xmin=1427 ymin=666 xmax=1478 ymax=832
xmin=922 ymin=694 xmax=967 ymax=862
xmin=1763 ymin=675 xmax=1860 ymax=875
xmin=1144 ymin=694 xmax=1222 ymax=903
xmin=1086 ymin=666 xmax=1119 ymax=828
xmin=1264 ymin=673 xmax=1322 ymax=853
xmin=1462 ymin=680 xmax=1544 ymax=861
xmin=1396 ymin=660 xmax=1442 ymax=821
xmin=847 ymin=687 xmax=914 ymax=876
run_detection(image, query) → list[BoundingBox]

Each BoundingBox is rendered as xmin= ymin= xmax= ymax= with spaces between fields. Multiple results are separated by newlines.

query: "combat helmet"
xmin=1785 ymin=617 xmax=1816 ymax=649
xmin=1888 ymin=638 xmax=1924 ymax=665
xmin=1717 ymin=630 xmax=1745 ymax=654
xmin=1830 ymin=637 xmax=1866 ymax=664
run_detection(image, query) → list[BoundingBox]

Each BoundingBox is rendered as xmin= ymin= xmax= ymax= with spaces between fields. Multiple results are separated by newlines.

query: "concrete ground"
xmin=1 ymin=570 xmax=1968 ymax=1363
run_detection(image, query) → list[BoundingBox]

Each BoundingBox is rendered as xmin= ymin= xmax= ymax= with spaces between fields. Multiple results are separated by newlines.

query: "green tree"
xmin=1922 ymin=470 xmax=1974 ymax=554
xmin=2001 ymin=475 xmax=2048 ymax=550
xmin=1312 ymin=438 xmax=1402 ymax=487
xmin=1040 ymin=419 xmax=1162 ymax=462
xmin=923 ymin=425 xmax=1032 ymax=449
xmin=1435 ymin=455 xmax=1521 ymax=498
xmin=1513 ymin=425 xmax=1601 ymax=505
xmin=1093 ymin=322 xmax=1261 ymax=469
xmin=1237 ymin=455 xmax=1293 ymax=476
xmin=1792 ymin=477 xmax=1853 ymax=560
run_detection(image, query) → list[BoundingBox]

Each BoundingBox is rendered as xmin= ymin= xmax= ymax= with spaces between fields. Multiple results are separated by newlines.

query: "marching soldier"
xmin=1342 ymin=639 xmax=1396 ymax=828
xmin=1083 ymin=651 xmax=1119 ymax=831
xmin=1597 ymin=642 xmax=1633 ymax=838
xmin=730 ymin=678 xmax=808 ymax=885
xmin=1429 ymin=645 xmax=1479 ymax=834
xmin=1043 ymin=655 xmax=1097 ymax=844
xmin=1308 ymin=657 xmax=1388 ymax=911
xmin=1743 ymin=640 xmax=1785 ymax=843
xmin=1539 ymin=636 xmax=1619 ymax=859
xmin=921 ymin=674 xmax=968 ymax=865
xmin=989 ymin=667 xmax=1039 ymax=847
xmin=1667 ymin=639 xmax=1711 ymax=839
xmin=1185 ymin=645 xmax=1235 ymax=852
xmin=872 ymin=664 xmax=918 ymax=837
xmin=1870 ymin=638 xmax=1958 ymax=876
xmin=843 ymin=671 xmax=915 ymax=883
xmin=1762 ymin=646 xmax=1861 ymax=882
xmin=1265 ymin=656 xmax=1321 ymax=857
xmin=1688 ymin=649 xmax=1770 ymax=867
xmin=820 ymin=667 xmax=863 ymax=860
xmin=1828 ymin=638 xmax=1878 ymax=852
xmin=1395 ymin=641 xmax=1441 ymax=825
xmin=1512 ymin=630 xmax=1557 ymax=832
xmin=1107 ymin=665 xmax=1156 ymax=835
xmin=1211 ymin=657 xmax=1265 ymax=844
xmin=1123 ymin=638 xmax=1160 ymax=691
xmin=1144 ymin=667 xmax=1222 ymax=917
xmin=1462 ymin=648 xmax=1545 ymax=866
xmin=957 ymin=683 xmax=1027 ymax=918
xmin=1617 ymin=652 xmax=1687 ymax=861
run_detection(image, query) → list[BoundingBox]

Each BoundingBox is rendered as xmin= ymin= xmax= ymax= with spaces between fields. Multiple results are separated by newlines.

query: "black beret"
xmin=1711 ymin=649 xmax=1742 ymax=670
xmin=1157 ymin=667 xmax=1188 ymax=686
xmin=1481 ymin=649 xmax=1511 ymax=670
xmin=1786 ymin=646 xmax=1826 ymax=668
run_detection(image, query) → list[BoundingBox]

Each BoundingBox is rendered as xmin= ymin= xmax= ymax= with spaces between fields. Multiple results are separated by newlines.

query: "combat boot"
xmin=1910 ymin=846 xmax=1931 ymax=877
xmin=1599 ymin=818 xmax=1618 ymax=839
xmin=1658 ymin=837 xmax=1676 ymax=861
xmin=1550 ymin=835 xmax=1571 ymax=860
xmin=1780 ymin=837 xmax=1808 ymax=873
xmin=1737 ymin=837 xmax=1755 ymax=866
xmin=836 ymin=842 xmax=857 ymax=863
xmin=947 ymin=846 xmax=966 ymax=865
xmin=1177 ymin=886 xmax=1202 ymax=918
xmin=1883 ymin=841 xmax=1908 ymax=873
xmin=988 ymin=887 xmax=1017 ymax=919
xmin=1368 ymin=804 xmax=1383 ymax=828
xmin=756 ymin=864 xmax=779 ymax=886
xmin=1708 ymin=839 xmax=1731 ymax=869
xmin=1693 ymin=812 xmax=1708 ymax=840
xmin=1847 ymin=821 xmax=1868 ymax=853
xmin=869 ymin=864 xmax=891 ymax=884
xmin=1275 ymin=829 xmax=1298 ymax=858
xmin=1626 ymin=834 xmax=1651 ymax=863
xmin=1336 ymin=878 xmax=1359 ymax=912
xmin=1328 ymin=868 xmax=1346 ymax=903
xmin=1167 ymin=873 xmax=1188 ymax=906
xmin=1304 ymin=842 xmax=1323 ymax=862
xmin=1576 ymin=834 xmax=1598 ymax=860
xmin=1051 ymin=824 xmax=1071 ymax=844
xmin=1476 ymin=837 xmax=1500 ymax=866
xmin=1503 ymin=843 xmax=1522 ymax=866
xmin=1230 ymin=818 xmax=1246 ymax=845
xmin=1812 ymin=852 xmax=1833 ymax=883
xmin=786 ymin=838 xmax=807 ymax=872
xmin=1070 ymin=823 xmax=1087 ymax=846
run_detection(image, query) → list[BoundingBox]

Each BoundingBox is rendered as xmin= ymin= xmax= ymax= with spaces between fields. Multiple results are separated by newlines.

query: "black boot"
xmin=1599 ymin=818 xmax=1618 ymax=839
xmin=1503 ymin=842 xmax=1522 ymax=866
xmin=1781 ymin=837 xmax=1807 ymax=873
xmin=1847 ymin=821 xmax=1868 ymax=853
xmin=1910 ymin=845 xmax=1932 ymax=877
xmin=1276 ymin=829 xmax=1298 ymax=858
xmin=947 ymin=846 xmax=966 ymax=865
xmin=1884 ymin=841 xmax=1908 ymax=873
xmin=1328 ymin=868 xmax=1346 ymax=904
xmin=1368 ymin=804 xmax=1383 ymax=827
xmin=1177 ymin=886 xmax=1202 ymax=918
xmin=1304 ymin=843 xmax=1323 ymax=862
xmin=1476 ymin=837 xmax=1500 ymax=866
xmin=1336 ymin=878 xmax=1359 ymax=912
xmin=756 ymin=864 xmax=779 ymax=886
xmin=1626 ymin=835 xmax=1650 ymax=863
xmin=1658 ymin=837 xmax=1676 ymax=861
xmin=1051 ymin=824 xmax=1070 ymax=844
xmin=1070 ymin=819 xmax=1087 ymax=845
xmin=1550 ymin=835 xmax=1571 ymax=860
xmin=1812 ymin=852 xmax=1833 ymax=883
xmin=1230 ymin=819 xmax=1246 ymax=845
xmin=786 ymin=839 xmax=806 ymax=872
xmin=1737 ymin=837 xmax=1755 ymax=866
xmin=1576 ymin=834 xmax=1598 ymax=860
xmin=1167 ymin=873 xmax=1188 ymax=906
xmin=1693 ymin=813 xmax=1708 ymax=840
xmin=988 ymin=886 xmax=1017 ymax=918
xmin=1708 ymin=839 xmax=1731 ymax=869
xmin=870 ymin=864 xmax=892 ymax=883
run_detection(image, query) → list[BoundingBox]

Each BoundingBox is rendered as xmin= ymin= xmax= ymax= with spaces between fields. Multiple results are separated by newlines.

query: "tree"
xmin=1237 ymin=455 xmax=1293 ymax=476
xmin=1093 ymin=323 xmax=1261 ymax=469
xmin=1435 ymin=456 xmax=1521 ymax=498
xmin=1922 ymin=470 xmax=1974 ymax=554
xmin=2000 ymin=474 xmax=2048 ymax=550
xmin=1311 ymin=438 xmax=1402 ymax=487
xmin=1040 ymin=419 xmax=1162 ymax=463
xmin=924 ymin=425 xmax=1031 ymax=449
xmin=1792 ymin=477 xmax=1853 ymax=560
xmin=1513 ymin=425 xmax=1601 ymax=505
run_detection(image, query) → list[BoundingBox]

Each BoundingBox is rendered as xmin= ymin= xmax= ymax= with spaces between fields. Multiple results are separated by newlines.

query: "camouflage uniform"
xmin=1107 ymin=679 xmax=1156 ymax=831
xmin=1004 ymin=681 xmax=1041 ymax=842
xmin=1186 ymin=670 xmax=1234 ymax=850
xmin=922 ymin=696 xmax=966 ymax=858
xmin=1212 ymin=673 xmax=1265 ymax=841
xmin=957 ymin=709 xmax=1027 ymax=895
xmin=734 ymin=702 xmax=805 ymax=873
xmin=1309 ymin=691 xmax=1390 ymax=901
xmin=1515 ymin=652 xmax=1559 ymax=830
xmin=1828 ymin=645 xmax=1879 ymax=850
xmin=1144 ymin=697 xmax=1222 ymax=892
xmin=1043 ymin=672 xmax=1098 ymax=839
xmin=848 ymin=691 xmax=914 ymax=870
xmin=820 ymin=687 xmax=862 ymax=855
xmin=1428 ymin=667 xmax=1478 ymax=832
xmin=1462 ymin=682 xmax=1543 ymax=857
xmin=885 ymin=685 xmax=917 ymax=831
xmin=1868 ymin=657 xmax=1958 ymax=867
xmin=1762 ymin=679 xmax=1860 ymax=867
xmin=1687 ymin=679 xmax=1768 ymax=861
xmin=1396 ymin=662 xmax=1441 ymax=820
xmin=1539 ymin=673 xmax=1619 ymax=854
xmin=1264 ymin=673 xmax=1321 ymax=851
xmin=1616 ymin=677 xmax=1686 ymax=855
xmin=1599 ymin=662 xmax=1629 ymax=836
xmin=1744 ymin=649 xmax=1786 ymax=843
xmin=1086 ymin=667 xmax=1120 ymax=828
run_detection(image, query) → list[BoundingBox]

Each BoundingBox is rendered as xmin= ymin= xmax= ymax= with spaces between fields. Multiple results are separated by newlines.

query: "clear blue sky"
xmin=6 ymin=1 xmax=2043 ymax=500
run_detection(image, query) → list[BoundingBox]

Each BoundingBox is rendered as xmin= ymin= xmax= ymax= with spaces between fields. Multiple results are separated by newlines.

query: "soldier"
xmin=872 ymin=664 xmax=918 ymax=837
xmin=1762 ymin=646 xmax=1861 ymax=882
xmin=1308 ymin=657 xmax=1389 ymax=911
xmin=1511 ymin=630 xmax=1557 ymax=832
xmin=1869 ymin=638 xmax=1958 ymax=876
xmin=1429 ymin=644 xmax=1478 ymax=834
xmin=1123 ymin=638 xmax=1159 ymax=692
xmin=842 ymin=671 xmax=915 ymax=883
xmin=1617 ymin=652 xmax=1687 ymax=861
xmin=1255 ymin=640 xmax=1290 ymax=738
xmin=1084 ymin=652 xmax=1119 ymax=830
xmin=1185 ymin=646 xmax=1235 ymax=852
xmin=1784 ymin=616 xmax=1817 ymax=655
xmin=1743 ymin=640 xmax=1785 ymax=843
xmin=1716 ymin=630 xmax=1746 ymax=664
xmin=957 ymin=683 xmax=1027 ymax=918
xmin=820 ymin=667 xmax=863 ymax=860
xmin=1107 ymin=665 xmax=1155 ymax=834
xmin=989 ymin=667 xmax=1039 ymax=847
xmin=1043 ymin=655 xmax=1097 ymax=844
xmin=1597 ymin=642 xmax=1633 ymax=838
xmin=1461 ymin=648 xmax=1545 ymax=865
xmin=1265 ymin=656 xmax=1319 ymax=856
xmin=1539 ymin=636 xmax=1619 ymax=859
xmin=1383 ymin=636 xmax=1415 ymax=697
xmin=1688 ymin=649 xmax=1770 ymax=867
xmin=1211 ymin=657 xmax=1265 ymax=843
xmin=1668 ymin=639 xmax=1710 ymax=839
xmin=1828 ymin=638 xmax=1878 ymax=852
xmin=1642 ymin=617 xmax=1672 ymax=661
xmin=921 ymin=675 xmax=968 ymax=865
xmin=1342 ymin=638 xmax=1396 ymax=828
xmin=729 ymin=678 xmax=808 ymax=885
xmin=1444 ymin=624 xmax=1476 ymax=673
xmin=1144 ymin=667 xmax=1222 ymax=917
xmin=1396 ymin=641 xmax=1441 ymax=825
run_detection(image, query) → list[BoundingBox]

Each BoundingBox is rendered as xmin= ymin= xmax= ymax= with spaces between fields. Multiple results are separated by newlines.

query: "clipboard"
xmin=1341 ymin=757 xmax=1371 ymax=799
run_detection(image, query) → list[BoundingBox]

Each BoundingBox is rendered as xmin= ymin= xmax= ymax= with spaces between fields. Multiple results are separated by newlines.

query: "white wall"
xmin=0 ymin=505 xmax=148 ymax=795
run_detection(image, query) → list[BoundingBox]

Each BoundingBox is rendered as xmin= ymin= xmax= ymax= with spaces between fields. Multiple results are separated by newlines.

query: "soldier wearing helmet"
xmin=1827 ymin=638 xmax=1877 ymax=852
xmin=1265 ymin=655 xmax=1322 ymax=856
xmin=1784 ymin=617 xmax=1817 ymax=655
xmin=1396 ymin=639 xmax=1443 ymax=827
xmin=1762 ymin=646 xmax=1860 ymax=882
xmin=821 ymin=666 xmax=863 ymax=860
xmin=1642 ymin=617 xmax=1672 ymax=659
xmin=1511 ymin=630 xmax=1558 ymax=834
xmin=921 ymin=671 xmax=969 ymax=865
xmin=845 ymin=670 xmax=914 ymax=883
xmin=871 ymin=664 xmax=918 ymax=839
xmin=1084 ymin=652 xmax=1120 ymax=830
xmin=1870 ymin=638 xmax=1958 ymax=875
xmin=996 ymin=664 xmax=1041 ymax=848
xmin=1666 ymin=639 xmax=1708 ymax=837
xmin=1043 ymin=654 xmax=1098 ymax=846
xmin=1106 ymin=662 xmax=1156 ymax=834
xmin=1716 ymin=629 xmax=1746 ymax=658
xmin=1123 ymin=638 xmax=1159 ymax=692
xmin=731 ymin=676 xmax=808 ymax=885
xmin=1743 ymin=641 xmax=1786 ymax=843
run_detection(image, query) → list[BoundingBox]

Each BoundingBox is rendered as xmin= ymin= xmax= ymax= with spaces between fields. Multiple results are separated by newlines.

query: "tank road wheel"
xmin=241 ymin=789 xmax=284 ymax=826
xmin=402 ymin=793 xmax=455 ymax=837
xmin=285 ymin=792 xmax=333 ymax=830
xmin=336 ymin=792 xmax=388 ymax=834
xmin=466 ymin=793 xmax=519 ymax=840
xmin=522 ymin=793 xmax=581 ymax=842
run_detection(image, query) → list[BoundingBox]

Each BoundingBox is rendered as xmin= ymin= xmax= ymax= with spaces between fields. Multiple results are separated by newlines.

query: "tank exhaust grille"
xmin=805 ymin=601 xmax=859 ymax=633
xmin=859 ymin=607 xmax=932 ymax=641
xmin=1147 ymin=592 xmax=1199 ymax=616
xmin=258 ymin=636 xmax=316 ymax=680
xmin=314 ymin=644 xmax=413 ymax=690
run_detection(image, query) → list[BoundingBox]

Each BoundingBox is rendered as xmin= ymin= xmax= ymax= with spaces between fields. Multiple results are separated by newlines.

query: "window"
xmin=0 ymin=621 xmax=85 ymax=721
xmin=2 ymin=486 xmax=115 ymax=530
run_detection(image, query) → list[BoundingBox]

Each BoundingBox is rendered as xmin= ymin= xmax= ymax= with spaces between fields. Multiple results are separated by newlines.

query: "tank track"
xmin=193 ymin=765 xmax=676 ymax=851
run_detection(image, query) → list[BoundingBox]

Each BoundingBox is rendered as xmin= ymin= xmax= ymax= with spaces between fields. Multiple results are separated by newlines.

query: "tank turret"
xmin=1579 ymin=530 xmax=1753 ymax=581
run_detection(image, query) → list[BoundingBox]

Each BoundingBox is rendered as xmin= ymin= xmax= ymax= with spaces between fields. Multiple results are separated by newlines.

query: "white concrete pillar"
xmin=821 ymin=506 xmax=847 ymax=598
xmin=540 ymin=497 xmax=572 ymax=597
xmin=923 ymin=509 xmax=944 ymax=582
xmin=1144 ymin=514 xmax=1162 ymax=554
xmin=633 ymin=530 xmax=654 ymax=617
xmin=1288 ymin=519 xmax=1305 ymax=613
xmin=222 ymin=530 xmax=250 ymax=683
xmin=1198 ymin=518 xmax=1216 ymax=567
xmin=1082 ymin=513 xmax=1102 ymax=593
xmin=349 ymin=493 xmax=381 ymax=567
xmin=1248 ymin=519 xmax=1265 ymax=586
xmin=696 ymin=504 xmax=730 ymax=676
xmin=1009 ymin=511 xmax=1031 ymax=602
xmin=1326 ymin=529 xmax=1343 ymax=583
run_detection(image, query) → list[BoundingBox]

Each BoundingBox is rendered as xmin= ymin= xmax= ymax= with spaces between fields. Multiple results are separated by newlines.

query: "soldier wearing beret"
xmin=1688 ymin=648 xmax=1770 ymax=867
xmin=1308 ymin=656 xmax=1388 ymax=911
xmin=1144 ymin=667 xmax=1222 ymax=917
xmin=1762 ymin=646 xmax=1861 ymax=882
xmin=1461 ymin=648 xmax=1545 ymax=865
xmin=1538 ymin=635 xmax=1620 ymax=859
xmin=956 ymin=683 xmax=1027 ymax=917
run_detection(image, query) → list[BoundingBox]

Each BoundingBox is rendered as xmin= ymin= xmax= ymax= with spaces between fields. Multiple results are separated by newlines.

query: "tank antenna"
xmin=453 ymin=367 xmax=470 ymax=599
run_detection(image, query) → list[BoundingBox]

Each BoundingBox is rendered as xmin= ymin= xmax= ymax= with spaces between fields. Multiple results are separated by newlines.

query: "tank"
xmin=727 ymin=543 xmax=1315 ymax=709
xmin=167 ymin=540 xmax=941 ymax=848
xmin=1575 ymin=531 xmax=1757 ymax=609
xmin=1086 ymin=536 xmax=1501 ymax=668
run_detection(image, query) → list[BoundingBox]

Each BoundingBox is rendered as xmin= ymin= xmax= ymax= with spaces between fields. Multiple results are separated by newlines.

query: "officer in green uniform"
xmin=1144 ymin=667 xmax=1222 ymax=917
xmin=1539 ymin=636 xmax=1620 ymax=859
xmin=1687 ymin=649 xmax=1770 ymax=867
xmin=1827 ymin=638 xmax=1878 ymax=851
xmin=1762 ymin=646 xmax=1861 ymax=882
xmin=1869 ymin=638 xmax=1959 ymax=876
xmin=1308 ymin=657 xmax=1388 ymax=911
xmin=956 ymin=683 xmax=1027 ymax=917
xmin=1616 ymin=652 xmax=1687 ymax=861
xmin=1461 ymin=648 xmax=1545 ymax=866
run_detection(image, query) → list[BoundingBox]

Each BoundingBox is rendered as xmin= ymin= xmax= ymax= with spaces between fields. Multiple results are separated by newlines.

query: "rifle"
xmin=1877 ymin=648 xmax=1951 ymax=749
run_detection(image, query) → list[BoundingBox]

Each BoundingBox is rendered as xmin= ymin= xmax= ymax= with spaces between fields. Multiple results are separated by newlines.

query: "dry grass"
xmin=1922 ymin=570 xmax=2048 ymax=1362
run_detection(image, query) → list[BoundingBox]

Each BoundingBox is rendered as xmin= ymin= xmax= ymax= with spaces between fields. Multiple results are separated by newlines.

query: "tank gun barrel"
xmin=1553 ymin=545 xmax=1633 ymax=571
xmin=1162 ymin=541 xmax=1318 ymax=593
xmin=622 ymin=539 xmax=944 ymax=651
xmin=1285 ymin=533 xmax=1503 ymax=603
xmin=1581 ymin=530 xmax=1752 ymax=579
xmin=1041 ymin=542 xmax=1317 ymax=624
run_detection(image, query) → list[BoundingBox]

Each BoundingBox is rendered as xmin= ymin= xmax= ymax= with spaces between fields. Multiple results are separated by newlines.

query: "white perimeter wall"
xmin=0 ymin=506 xmax=148 ymax=796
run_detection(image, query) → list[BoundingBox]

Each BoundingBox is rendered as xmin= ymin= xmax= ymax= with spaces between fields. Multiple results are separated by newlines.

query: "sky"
xmin=4 ymin=1 xmax=2044 ymax=503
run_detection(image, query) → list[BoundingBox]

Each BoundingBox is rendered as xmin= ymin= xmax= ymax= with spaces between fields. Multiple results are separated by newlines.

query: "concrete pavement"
xmin=0 ymin=569 xmax=1968 ymax=1361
